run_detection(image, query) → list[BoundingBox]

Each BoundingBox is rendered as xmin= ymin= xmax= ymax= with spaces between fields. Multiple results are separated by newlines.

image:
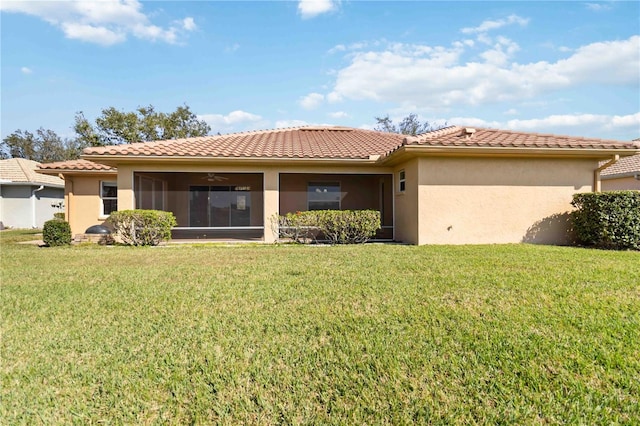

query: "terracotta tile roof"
xmin=601 ymin=154 xmax=640 ymax=177
xmin=37 ymin=159 xmax=116 ymax=173
xmin=406 ymin=126 xmax=640 ymax=151
xmin=78 ymin=125 xmax=639 ymax=163
xmin=0 ymin=158 xmax=64 ymax=186
xmin=82 ymin=126 xmax=406 ymax=160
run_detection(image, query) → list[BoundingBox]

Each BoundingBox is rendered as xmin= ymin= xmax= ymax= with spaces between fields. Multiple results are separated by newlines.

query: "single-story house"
xmin=601 ymin=153 xmax=640 ymax=191
xmin=0 ymin=158 xmax=65 ymax=229
xmin=37 ymin=125 xmax=640 ymax=245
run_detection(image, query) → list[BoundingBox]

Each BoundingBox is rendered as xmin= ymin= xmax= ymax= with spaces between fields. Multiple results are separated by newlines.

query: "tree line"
xmin=1 ymin=105 xmax=441 ymax=163
xmin=1 ymin=105 xmax=211 ymax=163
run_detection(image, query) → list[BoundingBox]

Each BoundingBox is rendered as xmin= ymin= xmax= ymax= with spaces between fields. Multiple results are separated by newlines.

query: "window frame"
xmin=398 ymin=170 xmax=406 ymax=193
xmin=100 ymin=181 xmax=118 ymax=217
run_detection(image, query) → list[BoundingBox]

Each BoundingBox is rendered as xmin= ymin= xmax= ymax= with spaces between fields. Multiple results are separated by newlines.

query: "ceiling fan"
xmin=203 ymin=173 xmax=229 ymax=182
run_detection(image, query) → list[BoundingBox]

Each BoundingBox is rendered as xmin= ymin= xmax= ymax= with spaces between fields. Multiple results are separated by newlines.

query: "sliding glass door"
xmin=189 ymin=186 xmax=251 ymax=227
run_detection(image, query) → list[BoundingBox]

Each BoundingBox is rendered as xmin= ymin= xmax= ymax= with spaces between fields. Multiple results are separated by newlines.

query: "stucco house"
xmin=37 ymin=125 xmax=640 ymax=245
xmin=0 ymin=158 xmax=65 ymax=229
xmin=601 ymin=153 xmax=640 ymax=191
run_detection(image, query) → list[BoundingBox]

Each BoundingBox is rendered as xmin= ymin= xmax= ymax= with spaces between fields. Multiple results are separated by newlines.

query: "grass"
xmin=1 ymin=231 xmax=639 ymax=424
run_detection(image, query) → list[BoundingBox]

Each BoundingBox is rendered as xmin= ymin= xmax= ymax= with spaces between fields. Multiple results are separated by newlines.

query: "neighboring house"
xmin=0 ymin=158 xmax=65 ymax=229
xmin=601 ymin=153 xmax=640 ymax=191
xmin=37 ymin=126 xmax=640 ymax=245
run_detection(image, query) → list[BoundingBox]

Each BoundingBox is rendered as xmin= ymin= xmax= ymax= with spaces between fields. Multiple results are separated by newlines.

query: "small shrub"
xmin=272 ymin=211 xmax=320 ymax=244
xmin=273 ymin=210 xmax=381 ymax=244
xmin=571 ymin=191 xmax=640 ymax=250
xmin=43 ymin=219 xmax=71 ymax=247
xmin=53 ymin=212 xmax=65 ymax=221
xmin=108 ymin=210 xmax=177 ymax=246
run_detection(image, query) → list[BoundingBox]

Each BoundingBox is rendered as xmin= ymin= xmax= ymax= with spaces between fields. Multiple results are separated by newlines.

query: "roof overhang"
xmin=37 ymin=168 xmax=117 ymax=176
xmin=601 ymin=172 xmax=640 ymax=180
xmin=0 ymin=181 xmax=64 ymax=188
xmin=380 ymin=145 xmax=640 ymax=166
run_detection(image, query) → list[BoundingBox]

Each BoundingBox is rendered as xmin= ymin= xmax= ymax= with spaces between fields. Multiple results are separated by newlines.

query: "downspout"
xmin=31 ymin=185 xmax=45 ymax=228
xmin=593 ymin=155 xmax=619 ymax=192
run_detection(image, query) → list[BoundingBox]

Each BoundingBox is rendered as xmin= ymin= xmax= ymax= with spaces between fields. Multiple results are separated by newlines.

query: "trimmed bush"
xmin=43 ymin=219 xmax=72 ymax=246
xmin=571 ymin=191 xmax=640 ymax=250
xmin=274 ymin=210 xmax=381 ymax=244
xmin=108 ymin=210 xmax=177 ymax=246
xmin=53 ymin=212 xmax=65 ymax=221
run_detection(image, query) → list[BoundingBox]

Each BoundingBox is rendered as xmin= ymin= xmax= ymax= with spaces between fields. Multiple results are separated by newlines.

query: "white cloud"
xmin=324 ymin=35 xmax=639 ymax=110
xmin=505 ymin=112 xmax=640 ymax=134
xmin=61 ymin=22 xmax=126 ymax=46
xmin=504 ymin=108 xmax=519 ymax=116
xmin=328 ymin=111 xmax=349 ymax=119
xmin=327 ymin=44 xmax=346 ymax=54
xmin=299 ymin=92 xmax=325 ymax=110
xmin=586 ymin=3 xmax=613 ymax=12
xmin=181 ymin=17 xmax=196 ymax=31
xmin=275 ymin=119 xmax=309 ymax=128
xmin=298 ymin=0 xmax=338 ymax=19
xmin=20 ymin=67 xmax=33 ymax=74
xmin=461 ymin=14 xmax=529 ymax=34
xmin=225 ymin=43 xmax=240 ymax=53
xmin=448 ymin=113 xmax=640 ymax=139
xmin=198 ymin=110 xmax=264 ymax=132
xmin=0 ymin=0 xmax=195 ymax=46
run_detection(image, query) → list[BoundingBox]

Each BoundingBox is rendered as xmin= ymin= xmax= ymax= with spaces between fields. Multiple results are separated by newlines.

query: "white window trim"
xmin=100 ymin=181 xmax=117 ymax=218
xmin=398 ymin=170 xmax=406 ymax=193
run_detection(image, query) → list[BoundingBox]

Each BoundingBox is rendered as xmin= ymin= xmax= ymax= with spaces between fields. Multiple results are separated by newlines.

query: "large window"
xmin=101 ymin=181 xmax=117 ymax=216
xmin=308 ymin=182 xmax=341 ymax=210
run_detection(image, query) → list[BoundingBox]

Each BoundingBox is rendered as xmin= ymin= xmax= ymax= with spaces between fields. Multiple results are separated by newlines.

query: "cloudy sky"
xmin=1 ymin=0 xmax=639 ymax=141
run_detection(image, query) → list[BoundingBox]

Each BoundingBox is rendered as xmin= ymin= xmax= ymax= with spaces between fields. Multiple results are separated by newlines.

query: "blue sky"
xmin=1 ymin=0 xmax=639 ymax=142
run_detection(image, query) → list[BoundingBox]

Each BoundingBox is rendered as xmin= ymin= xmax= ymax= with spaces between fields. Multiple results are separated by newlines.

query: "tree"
xmin=74 ymin=104 xmax=211 ymax=146
xmin=374 ymin=113 xmax=445 ymax=136
xmin=1 ymin=128 xmax=82 ymax=162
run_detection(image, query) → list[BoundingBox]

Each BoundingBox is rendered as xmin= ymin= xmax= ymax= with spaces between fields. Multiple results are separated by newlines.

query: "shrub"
xmin=272 ymin=211 xmax=320 ymax=244
xmin=273 ymin=210 xmax=381 ymax=244
xmin=571 ymin=191 xmax=640 ymax=250
xmin=108 ymin=210 xmax=177 ymax=246
xmin=43 ymin=219 xmax=72 ymax=246
xmin=53 ymin=212 xmax=65 ymax=221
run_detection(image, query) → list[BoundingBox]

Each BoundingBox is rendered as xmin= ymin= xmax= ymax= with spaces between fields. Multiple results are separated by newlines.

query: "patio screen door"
xmin=189 ymin=186 xmax=251 ymax=227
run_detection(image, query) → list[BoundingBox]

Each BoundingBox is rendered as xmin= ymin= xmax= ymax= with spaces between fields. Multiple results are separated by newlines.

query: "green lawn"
xmin=2 ymin=231 xmax=639 ymax=424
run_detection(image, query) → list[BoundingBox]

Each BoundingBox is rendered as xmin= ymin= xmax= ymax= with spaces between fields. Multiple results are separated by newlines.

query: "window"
xmin=308 ymin=182 xmax=341 ymax=210
xmin=101 ymin=181 xmax=117 ymax=216
xmin=398 ymin=170 xmax=406 ymax=192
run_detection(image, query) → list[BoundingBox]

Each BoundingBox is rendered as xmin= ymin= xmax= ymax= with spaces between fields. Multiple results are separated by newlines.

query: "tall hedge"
xmin=571 ymin=191 xmax=640 ymax=250
xmin=108 ymin=210 xmax=177 ymax=246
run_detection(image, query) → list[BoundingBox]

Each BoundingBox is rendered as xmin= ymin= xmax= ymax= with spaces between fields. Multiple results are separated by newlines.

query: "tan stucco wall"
xmin=602 ymin=176 xmax=640 ymax=191
xmin=393 ymin=159 xmax=419 ymax=244
xmin=398 ymin=156 xmax=597 ymax=245
xmin=64 ymin=174 xmax=113 ymax=236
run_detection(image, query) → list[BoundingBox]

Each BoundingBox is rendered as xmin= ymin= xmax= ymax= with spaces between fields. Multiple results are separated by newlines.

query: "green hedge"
xmin=571 ymin=191 xmax=640 ymax=250
xmin=43 ymin=219 xmax=72 ymax=246
xmin=108 ymin=210 xmax=177 ymax=246
xmin=274 ymin=210 xmax=381 ymax=244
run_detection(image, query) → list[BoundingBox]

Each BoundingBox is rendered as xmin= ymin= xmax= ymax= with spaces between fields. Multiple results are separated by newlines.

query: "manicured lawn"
xmin=2 ymin=233 xmax=639 ymax=424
